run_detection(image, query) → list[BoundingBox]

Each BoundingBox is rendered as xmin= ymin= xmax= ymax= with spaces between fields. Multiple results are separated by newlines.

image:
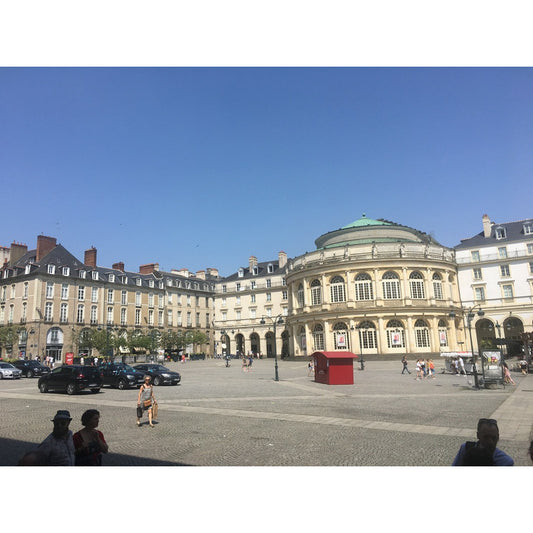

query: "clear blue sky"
xmin=1 ymin=67 xmax=532 ymax=276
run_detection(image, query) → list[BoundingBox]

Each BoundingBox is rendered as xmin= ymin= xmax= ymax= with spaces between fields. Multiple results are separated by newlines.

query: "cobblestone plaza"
xmin=1 ymin=357 xmax=532 ymax=467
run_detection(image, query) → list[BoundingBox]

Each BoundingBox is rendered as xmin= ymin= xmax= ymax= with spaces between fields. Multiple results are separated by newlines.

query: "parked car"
xmin=38 ymin=365 xmax=102 ymax=394
xmin=133 ymin=363 xmax=181 ymax=386
xmin=99 ymin=362 xmax=145 ymax=389
xmin=12 ymin=359 xmax=51 ymax=378
xmin=0 ymin=362 xmax=23 ymax=379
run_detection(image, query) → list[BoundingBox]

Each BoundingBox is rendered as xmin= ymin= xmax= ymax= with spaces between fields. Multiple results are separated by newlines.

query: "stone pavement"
xmin=1 ymin=357 xmax=532 ymax=466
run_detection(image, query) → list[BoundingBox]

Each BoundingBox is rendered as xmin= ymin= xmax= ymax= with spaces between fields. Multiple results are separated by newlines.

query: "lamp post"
xmin=260 ymin=314 xmax=284 ymax=381
xmin=449 ymin=305 xmax=484 ymax=389
xmin=356 ymin=323 xmax=369 ymax=370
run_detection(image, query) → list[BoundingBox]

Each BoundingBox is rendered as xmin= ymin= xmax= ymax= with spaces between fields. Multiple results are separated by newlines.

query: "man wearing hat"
xmin=34 ymin=410 xmax=76 ymax=466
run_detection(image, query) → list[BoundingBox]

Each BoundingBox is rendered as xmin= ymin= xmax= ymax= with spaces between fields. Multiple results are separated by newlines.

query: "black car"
xmin=99 ymin=362 xmax=145 ymax=389
xmin=133 ymin=364 xmax=181 ymax=386
xmin=38 ymin=365 xmax=102 ymax=395
xmin=12 ymin=359 xmax=51 ymax=378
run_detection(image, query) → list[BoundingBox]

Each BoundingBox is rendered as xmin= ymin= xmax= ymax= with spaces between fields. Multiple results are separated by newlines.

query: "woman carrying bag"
xmin=137 ymin=375 xmax=157 ymax=427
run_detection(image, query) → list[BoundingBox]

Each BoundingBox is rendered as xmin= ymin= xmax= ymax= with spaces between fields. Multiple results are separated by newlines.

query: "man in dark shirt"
xmin=452 ymin=418 xmax=514 ymax=466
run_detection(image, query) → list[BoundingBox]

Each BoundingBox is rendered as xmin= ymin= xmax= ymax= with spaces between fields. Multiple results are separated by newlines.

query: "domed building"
xmin=285 ymin=215 xmax=461 ymax=357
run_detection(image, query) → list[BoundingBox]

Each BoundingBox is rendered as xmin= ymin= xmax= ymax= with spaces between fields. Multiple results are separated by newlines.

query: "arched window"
xmin=386 ymin=319 xmax=405 ymax=348
xmin=438 ymin=319 xmax=448 ymax=347
xmin=313 ymin=324 xmax=324 ymax=351
xmin=355 ymin=273 xmax=374 ymax=301
xmin=310 ymin=279 xmax=322 ymax=305
xmin=330 ymin=276 xmax=346 ymax=303
xmin=382 ymin=271 xmax=401 ymax=300
xmin=333 ymin=322 xmax=349 ymax=350
xmin=414 ymin=319 xmax=430 ymax=348
xmin=358 ymin=320 xmax=377 ymax=349
xmin=409 ymin=271 xmax=425 ymax=299
xmin=297 ymin=283 xmax=305 ymax=307
xmin=432 ymin=273 xmax=444 ymax=300
xmin=298 ymin=326 xmax=307 ymax=352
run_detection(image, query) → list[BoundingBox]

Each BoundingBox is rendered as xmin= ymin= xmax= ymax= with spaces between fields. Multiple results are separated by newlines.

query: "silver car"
xmin=0 ymin=362 xmax=23 ymax=379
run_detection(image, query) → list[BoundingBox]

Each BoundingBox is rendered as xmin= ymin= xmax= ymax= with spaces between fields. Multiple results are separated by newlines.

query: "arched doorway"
xmin=476 ymin=319 xmax=497 ymax=350
xmin=250 ymin=332 xmax=260 ymax=356
xmin=235 ymin=333 xmax=245 ymax=356
xmin=265 ymin=331 xmax=274 ymax=358
xmin=281 ymin=330 xmax=290 ymax=358
xmin=46 ymin=327 xmax=64 ymax=364
xmin=504 ymin=317 xmax=524 ymax=356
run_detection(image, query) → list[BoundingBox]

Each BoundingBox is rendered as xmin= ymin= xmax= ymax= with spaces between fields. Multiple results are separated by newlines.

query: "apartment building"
xmin=455 ymin=214 xmax=533 ymax=355
xmin=0 ymin=235 xmax=217 ymax=361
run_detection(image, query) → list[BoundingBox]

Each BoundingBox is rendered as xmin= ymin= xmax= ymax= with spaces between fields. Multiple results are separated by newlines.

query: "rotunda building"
xmin=285 ymin=215 xmax=461 ymax=357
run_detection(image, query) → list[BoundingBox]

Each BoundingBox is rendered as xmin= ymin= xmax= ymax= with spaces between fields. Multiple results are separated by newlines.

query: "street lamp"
xmin=260 ymin=314 xmax=284 ymax=381
xmin=449 ymin=305 xmax=484 ymax=389
xmin=356 ymin=322 xmax=369 ymax=370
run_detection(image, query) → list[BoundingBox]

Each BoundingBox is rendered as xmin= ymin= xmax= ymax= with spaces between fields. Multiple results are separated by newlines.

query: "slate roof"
xmin=454 ymin=218 xmax=533 ymax=249
xmin=223 ymin=260 xmax=287 ymax=281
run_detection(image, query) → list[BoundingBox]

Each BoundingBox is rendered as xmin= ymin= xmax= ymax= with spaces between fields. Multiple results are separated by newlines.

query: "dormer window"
xmin=47 ymin=265 xmax=56 ymax=274
xmin=267 ymin=263 xmax=274 ymax=273
xmin=91 ymin=271 xmax=99 ymax=281
xmin=238 ymin=268 xmax=244 ymax=278
xmin=136 ymin=278 xmax=141 ymax=286
xmin=524 ymin=222 xmax=533 ymax=235
xmin=149 ymin=280 xmax=154 ymax=288
xmin=252 ymin=266 xmax=258 ymax=276
xmin=495 ymin=226 xmax=506 ymax=240
xmin=80 ymin=270 xmax=86 ymax=279
xmin=159 ymin=281 xmax=164 ymax=289
xmin=25 ymin=264 xmax=31 ymax=275
xmin=122 ymin=276 xmax=128 ymax=284
xmin=62 ymin=266 xmax=70 ymax=276
xmin=108 ymin=273 xmax=115 ymax=283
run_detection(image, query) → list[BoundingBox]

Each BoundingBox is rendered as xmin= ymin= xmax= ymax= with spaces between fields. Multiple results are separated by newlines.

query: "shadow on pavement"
xmin=0 ymin=437 xmax=192 ymax=466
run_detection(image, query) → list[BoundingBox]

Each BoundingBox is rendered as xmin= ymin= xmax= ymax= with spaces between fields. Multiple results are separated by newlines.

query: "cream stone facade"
xmin=285 ymin=216 xmax=463 ymax=357
xmin=212 ymin=253 xmax=289 ymax=358
xmin=455 ymin=214 xmax=533 ymax=356
xmin=0 ymin=236 xmax=217 ymax=361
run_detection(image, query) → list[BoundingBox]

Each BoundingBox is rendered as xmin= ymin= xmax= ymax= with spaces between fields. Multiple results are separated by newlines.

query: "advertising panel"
xmin=480 ymin=349 xmax=503 ymax=383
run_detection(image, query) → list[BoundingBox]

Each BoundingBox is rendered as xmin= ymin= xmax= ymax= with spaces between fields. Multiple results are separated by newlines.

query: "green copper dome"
xmin=341 ymin=214 xmax=393 ymax=229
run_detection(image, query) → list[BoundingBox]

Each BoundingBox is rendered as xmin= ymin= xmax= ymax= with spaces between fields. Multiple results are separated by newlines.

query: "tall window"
xmin=386 ymin=320 xmax=404 ymax=348
xmin=78 ymin=286 xmax=85 ymax=301
xmin=21 ymin=302 xmax=27 ymax=321
xmin=135 ymin=292 xmax=141 ymax=306
xmin=107 ymin=307 xmax=113 ymax=324
xmin=77 ymin=304 xmax=85 ymax=323
xmin=45 ymin=302 xmax=53 ymax=321
xmin=438 ymin=319 xmax=448 ymax=347
xmin=313 ymin=324 xmax=324 ymax=351
xmin=409 ymin=272 xmax=425 ymax=299
xmin=148 ymin=293 xmax=154 ymax=307
xmin=177 ymin=311 xmax=182 ymax=326
xmin=135 ymin=308 xmax=141 ymax=325
xmin=330 ymin=276 xmax=346 ymax=303
xmin=46 ymin=282 xmax=54 ymax=299
xmin=414 ymin=319 xmax=430 ymax=348
xmin=502 ymin=285 xmax=513 ymax=299
xmin=107 ymin=289 xmax=114 ymax=304
xmin=310 ymin=279 xmax=322 ymax=305
xmin=91 ymin=306 xmax=97 ymax=324
xmin=61 ymin=284 xmax=68 ymax=300
xmin=187 ymin=311 xmax=192 ymax=326
xmin=355 ymin=273 xmax=374 ymax=300
xmin=473 ymin=268 xmax=483 ymax=280
xmin=23 ymin=282 xmax=28 ymax=299
xmin=91 ymin=287 xmax=98 ymax=302
xmin=474 ymin=287 xmax=485 ymax=301
xmin=121 ymin=308 xmax=127 ymax=326
xmin=121 ymin=291 xmax=127 ymax=305
xmin=60 ymin=303 xmax=68 ymax=323
xmin=382 ymin=272 xmax=401 ymax=299
xmin=297 ymin=284 xmax=304 ymax=306
xmin=500 ymin=265 xmax=510 ymax=277
xmin=333 ymin=322 xmax=349 ymax=350
xmin=358 ymin=321 xmax=377 ymax=349
xmin=432 ymin=273 xmax=443 ymax=300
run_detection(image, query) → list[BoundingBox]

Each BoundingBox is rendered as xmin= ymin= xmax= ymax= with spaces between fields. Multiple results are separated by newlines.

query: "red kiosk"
xmin=312 ymin=351 xmax=358 ymax=385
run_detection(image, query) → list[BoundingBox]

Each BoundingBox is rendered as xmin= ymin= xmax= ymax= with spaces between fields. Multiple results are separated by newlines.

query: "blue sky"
xmin=1 ymin=67 xmax=532 ymax=276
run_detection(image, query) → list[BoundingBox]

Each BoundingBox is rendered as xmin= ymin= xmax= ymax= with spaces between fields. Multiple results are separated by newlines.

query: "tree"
xmin=0 ymin=325 xmax=19 ymax=357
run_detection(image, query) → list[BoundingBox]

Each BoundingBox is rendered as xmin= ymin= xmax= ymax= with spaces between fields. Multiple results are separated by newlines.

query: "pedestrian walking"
xmin=503 ymin=362 xmax=516 ymax=385
xmin=401 ymin=356 xmax=411 ymax=374
xmin=458 ymin=356 xmax=466 ymax=375
xmin=137 ymin=376 xmax=157 ymax=427
xmin=73 ymin=409 xmax=108 ymax=466
xmin=308 ymin=359 xmax=314 ymax=376
xmin=428 ymin=359 xmax=436 ymax=379
xmin=242 ymin=356 xmax=249 ymax=372
xmin=248 ymin=355 xmax=253 ymax=371
xmin=415 ymin=359 xmax=423 ymax=380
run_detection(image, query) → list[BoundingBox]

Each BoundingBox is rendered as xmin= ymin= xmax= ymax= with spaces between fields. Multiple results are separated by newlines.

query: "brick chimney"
xmin=84 ymin=247 xmax=97 ymax=268
xmin=9 ymin=241 xmax=28 ymax=265
xmin=112 ymin=262 xmax=125 ymax=272
xmin=36 ymin=235 xmax=57 ymax=262
xmin=139 ymin=263 xmax=159 ymax=275
xmin=196 ymin=270 xmax=206 ymax=280
xmin=278 ymin=251 xmax=287 ymax=269
xmin=249 ymin=255 xmax=258 ymax=271
xmin=482 ymin=214 xmax=492 ymax=238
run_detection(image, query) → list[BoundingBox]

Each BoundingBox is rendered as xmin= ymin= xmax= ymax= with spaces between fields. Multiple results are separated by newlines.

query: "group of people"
xmin=242 ymin=355 xmax=254 ymax=372
xmin=18 ymin=375 xmax=159 ymax=466
xmin=414 ymin=358 xmax=436 ymax=379
xmin=19 ymin=409 xmax=108 ymax=466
